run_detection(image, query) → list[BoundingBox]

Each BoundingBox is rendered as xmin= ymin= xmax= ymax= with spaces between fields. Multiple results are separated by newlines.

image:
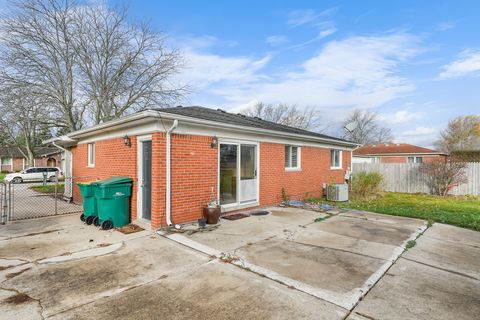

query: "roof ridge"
xmin=154 ymin=106 xmax=355 ymax=144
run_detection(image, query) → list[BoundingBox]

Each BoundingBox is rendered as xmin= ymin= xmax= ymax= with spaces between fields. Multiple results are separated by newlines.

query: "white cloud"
xmin=395 ymin=126 xmax=438 ymax=147
xmin=219 ymin=33 xmax=419 ymax=112
xmin=289 ymin=28 xmax=337 ymax=49
xmin=379 ymin=110 xmax=423 ymax=124
xmin=178 ymin=32 xmax=421 ymax=125
xmin=439 ymin=50 xmax=480 ymax=79
xmin=179 ymin=47 xmax=271 ymax=90
xmin=266 ymin=35 xmax=289 ymax=46
xmin=287 ymin=8 xmax=336 ymax=28
xmin=435 ymin=22 xmax=454 ymax=31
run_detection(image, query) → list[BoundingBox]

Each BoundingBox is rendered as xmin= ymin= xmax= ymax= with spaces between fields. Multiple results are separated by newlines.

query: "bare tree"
xmin=72 ymin=4 xmax=185 ymax=124
xmin=0 ymin=0 xmax=86 ymax=132
xmin=242 ymin=102 xmax=324 ymax=131
xmin=419 ymin=159 xmax=468 ymax=196
xmin=435 ymin=115 xmax=480 ymax=153
xmin=0 ymin=0 xmax=185 ymax=133
xmin=0 ymin=87 xmax=48 ymax=166
xmin=341 ymin=109 xmax=393 ymax=144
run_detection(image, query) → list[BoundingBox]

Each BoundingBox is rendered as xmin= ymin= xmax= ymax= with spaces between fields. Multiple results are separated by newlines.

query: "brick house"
xmin=48 ymin=106 xmax=358 ymax=228
xmin=0 ymin=146 xmax=64 ymax=173
xmin=352 ymin=143 xmax=447 ymax=164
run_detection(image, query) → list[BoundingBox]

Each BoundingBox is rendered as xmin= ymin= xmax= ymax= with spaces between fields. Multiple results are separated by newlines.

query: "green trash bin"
xmin=77 ymin=181 xmax=99 ymax=226
xmin=94 ymin=176 xmax=133 ymax=230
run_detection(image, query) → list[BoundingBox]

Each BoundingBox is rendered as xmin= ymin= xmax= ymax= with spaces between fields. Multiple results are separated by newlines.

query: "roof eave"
xmin=48 ymin=110 xmax=360 ymax=148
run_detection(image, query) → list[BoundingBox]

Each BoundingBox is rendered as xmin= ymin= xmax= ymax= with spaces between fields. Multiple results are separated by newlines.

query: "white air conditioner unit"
xmin=326 ymin=183 xmax=349 ymax=202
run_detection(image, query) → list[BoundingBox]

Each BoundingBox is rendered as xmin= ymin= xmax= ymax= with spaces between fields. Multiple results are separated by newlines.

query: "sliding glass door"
xmin=219 ymin=142 xmax=258 ymax=207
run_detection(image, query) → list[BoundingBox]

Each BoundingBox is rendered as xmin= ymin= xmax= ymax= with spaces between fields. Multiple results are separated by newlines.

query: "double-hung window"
xmin=285 ymin=145 xmax=300 ymax=170
xmin=330 ymin=149 xmax=342 ymax=169
xmin=87 ymin=143 xmax=95 ymax=167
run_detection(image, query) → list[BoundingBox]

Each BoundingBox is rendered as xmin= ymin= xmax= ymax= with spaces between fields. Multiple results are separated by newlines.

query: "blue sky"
xmin=119 ymin=1 xmax=477 ymax=145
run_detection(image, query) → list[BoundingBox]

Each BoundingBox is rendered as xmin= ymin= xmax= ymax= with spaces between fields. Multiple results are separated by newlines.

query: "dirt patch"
xmin=4 ymin=293 xmax=35 ymax=305
xmin=5 ymin=267 xmax=31 ymax=279
xmin=96 ymin=243 xmax=112 ymax=247
xmin=117 ymin=224 xmax=144 ymax=234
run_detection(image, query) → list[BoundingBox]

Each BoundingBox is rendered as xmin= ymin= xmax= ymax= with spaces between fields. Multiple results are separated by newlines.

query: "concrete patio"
xmin=0 ymin=208 xmax=479 ymax=319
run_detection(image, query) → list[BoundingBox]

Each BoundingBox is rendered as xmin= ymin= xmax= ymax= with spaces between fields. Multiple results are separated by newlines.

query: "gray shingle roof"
xmin=0 ymin=146 xmax=62 ymax=158
xmin=157 ymin=106 xmax=352 ymax=144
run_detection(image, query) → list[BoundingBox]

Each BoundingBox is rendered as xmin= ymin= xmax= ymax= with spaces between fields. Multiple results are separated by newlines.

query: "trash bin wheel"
xmin=93 ymin=217 xmax=100 ymax=227
xmin=101 ymin=220 xmax=113 ymax=230
xmin=86 ymin=215 xmax=95 ymax=225
xmin=80 ymin=214 xmax=85 ymax=222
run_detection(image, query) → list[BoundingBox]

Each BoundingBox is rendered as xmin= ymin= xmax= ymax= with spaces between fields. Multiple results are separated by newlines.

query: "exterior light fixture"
xmin=211 ymin=136 xmax=218 ymax=148
xmin=123 ymin=134 xmax=132 ymax=147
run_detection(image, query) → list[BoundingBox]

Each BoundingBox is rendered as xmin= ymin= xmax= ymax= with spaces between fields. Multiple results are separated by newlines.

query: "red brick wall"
xmin=169 ymin=134 xmax=218 ymax=225
xmin=71 ymin=137 xmax=138 ymax=219
xmin=70 ymin=133 xmax=351 ymax=227
xmin=260 ymin=143 xmax=351 ymax=205
xmin=12 ymin=158 xmax=24 ymax=171
xmin=380 ymin=155 xmax=444 ymax=164
xmin=151 ymin=132 xmax=166 ymax=228
xmin=381 ymin=156 xmax=407 ymax=163
xmin=1 ymin=158 xmax=23 ymax=172
xmin=34 ymin=154 xmax=62 ymax=168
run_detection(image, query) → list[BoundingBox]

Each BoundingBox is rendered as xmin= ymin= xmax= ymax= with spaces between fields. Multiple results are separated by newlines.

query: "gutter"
xmin=166 ymin=119 xmax=178 ymax=227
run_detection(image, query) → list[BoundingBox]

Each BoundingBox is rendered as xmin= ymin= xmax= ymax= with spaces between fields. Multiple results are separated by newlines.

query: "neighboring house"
xmin=0 ymin=146 xmax=64 ymax=173
xmin=353 ymin=143 xmax=447 ymax=164
xmin=48 ymin=106 xmax=358 ymax=228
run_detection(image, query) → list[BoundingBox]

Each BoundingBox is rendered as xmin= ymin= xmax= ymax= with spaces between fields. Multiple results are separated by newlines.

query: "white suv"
xmin=4 ymin=167 xmax=62 ymax=183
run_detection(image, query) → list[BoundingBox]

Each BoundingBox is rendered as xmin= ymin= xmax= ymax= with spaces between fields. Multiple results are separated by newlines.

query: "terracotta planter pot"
xmin=203 ymin=206 xmax=221 ymax=224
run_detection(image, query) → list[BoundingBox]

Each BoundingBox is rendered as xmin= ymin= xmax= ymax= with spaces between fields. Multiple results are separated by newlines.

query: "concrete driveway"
xmin=8 ymin=182 xmax=82 ymax=220
xmin=1 ymin=208 xmax=479 ymax=319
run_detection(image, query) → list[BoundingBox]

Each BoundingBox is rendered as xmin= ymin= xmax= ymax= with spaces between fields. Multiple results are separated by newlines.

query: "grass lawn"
xmin=30 ymin=184 xmax=65 ymax=194
xmin=309 ymin=192 xmax=480 ymax=231
xmin=0 ymin=173 xmax=5 ymax=181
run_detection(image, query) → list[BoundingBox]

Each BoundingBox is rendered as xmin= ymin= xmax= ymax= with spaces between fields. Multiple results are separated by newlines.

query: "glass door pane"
xmin=219 ymin=144 xmax=238 ymax=205
xmin=240 ymin=144 xmax=257 ymax=203
xmin=241 ymin=145 xmax=255 ymax=180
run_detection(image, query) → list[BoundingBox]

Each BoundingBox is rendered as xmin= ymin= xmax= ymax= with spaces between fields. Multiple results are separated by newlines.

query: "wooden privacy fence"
xmin=352 ymin=162 xmax=480 ymax=196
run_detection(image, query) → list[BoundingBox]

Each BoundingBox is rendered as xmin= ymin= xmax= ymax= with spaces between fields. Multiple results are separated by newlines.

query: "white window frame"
xmin=373 ymin=156 xmax=381 ymax=163
xmin=407 ymin=156 xmax=423 ymax=164
xmin=330 ymin=149 xmax=343 ymax=169
xmin=87 ymin=143 xmax=95 ymax=167
xmin=1 ymin=157 xmax=12 ymax=166
xmin=285 ymin=145 xmax=301 ymax=171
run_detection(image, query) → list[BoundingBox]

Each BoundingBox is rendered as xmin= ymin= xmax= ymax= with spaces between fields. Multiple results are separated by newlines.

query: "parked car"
xmin=3 ymin=167 xmax=62 ymax=183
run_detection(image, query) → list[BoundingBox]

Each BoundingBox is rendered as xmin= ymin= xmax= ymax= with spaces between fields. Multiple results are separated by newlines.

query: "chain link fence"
xmin=2 ymin=176 xmax=84 ymax=221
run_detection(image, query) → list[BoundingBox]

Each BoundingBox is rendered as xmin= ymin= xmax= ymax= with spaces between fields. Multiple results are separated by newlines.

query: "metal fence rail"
xmin=352 ymin=162 xmax=480 ymax=196
xmin=0 ymin=177 xmax=83 ymax=222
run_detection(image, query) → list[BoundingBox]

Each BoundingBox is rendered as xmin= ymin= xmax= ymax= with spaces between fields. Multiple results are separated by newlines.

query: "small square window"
xmin=285 ymin=145 xmax=300 ymax=170
xmin=330 ymin=149 xmax=342 ymax=169
xmin=87 ymin=143 xmax=95 ymax=167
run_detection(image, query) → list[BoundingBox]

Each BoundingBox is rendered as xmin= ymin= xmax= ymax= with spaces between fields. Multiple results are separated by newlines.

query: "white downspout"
xmin=166 ymin=119 xmax=178 ymax=226
xmin=52 ymin=141 xmax=72 ymax=200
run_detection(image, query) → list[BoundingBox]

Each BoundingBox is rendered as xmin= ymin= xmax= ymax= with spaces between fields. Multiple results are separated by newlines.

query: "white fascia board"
xmin=52 ymin=110 xmax=359 ymax=149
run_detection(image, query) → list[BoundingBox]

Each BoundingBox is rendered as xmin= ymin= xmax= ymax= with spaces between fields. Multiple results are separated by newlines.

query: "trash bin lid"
xmin=95 ymin=176 xmax=132 ymax=186
xmin=77 ymin=180 xmax=98 ymax=185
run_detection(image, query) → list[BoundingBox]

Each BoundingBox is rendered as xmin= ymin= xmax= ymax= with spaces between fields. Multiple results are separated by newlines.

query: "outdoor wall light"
xmin=211 ymin=136 xmax=218 ymax=148
xmin=123 ymin=134 xmax=132 ymax=147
